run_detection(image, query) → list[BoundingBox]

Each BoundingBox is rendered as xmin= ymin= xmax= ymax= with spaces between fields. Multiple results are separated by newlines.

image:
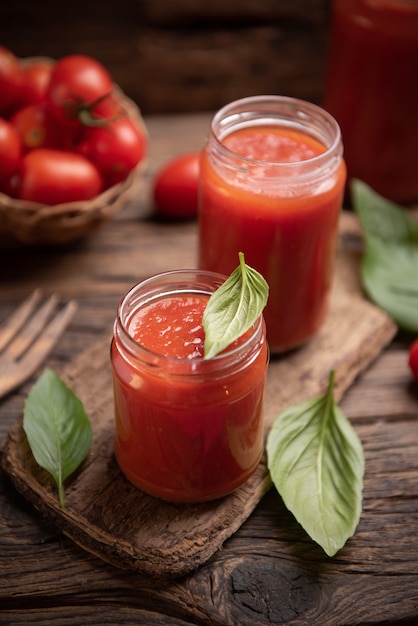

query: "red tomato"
xmin=0 ymin=46 xmax=23 ymax=116
xmin=46 ymin=54 xmax=113 ymax=125
xmin=81 ymin=91 xmax=123 ymax=122
xmin=0 ymin=172 xmax=20 ymax=198
xmin=408 ymin=339 xmax=418 ymax=382
xmin=19 ymin=148 xmax=103 ymax=204
xmin=77 ymin=115 xmax=147 ymax=186
xmin=18 ymin=60 xmax=53 ymax=107
xmin=0 ymin=118 xmax=21 ymax=181
xmin=11 ymin=103 xmax=57 ymax=151
xmin=153 ymin=152 xmax=200 ymax=219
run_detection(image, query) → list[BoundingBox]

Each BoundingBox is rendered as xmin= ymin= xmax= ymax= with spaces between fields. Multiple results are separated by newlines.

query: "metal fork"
xmin=0 ymin=290 xmax=77 ymax=399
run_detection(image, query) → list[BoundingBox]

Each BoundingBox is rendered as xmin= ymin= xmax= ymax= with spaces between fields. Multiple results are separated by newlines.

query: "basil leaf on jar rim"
xmin=266 ymin=370 xmax=364 ymax=557
xmin=23 ymin=367 xmax=92 ymax=508
xmin=203 ymin=251 xmax=269 ymax=359
xmin=352 ymin=178 xmax=418 ymax=332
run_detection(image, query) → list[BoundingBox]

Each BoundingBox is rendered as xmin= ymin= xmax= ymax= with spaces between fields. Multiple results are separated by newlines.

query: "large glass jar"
xmin=324 ymin=0 xmax=418 ymax=203
xmin=111 ymin=269 xmax=268 ymax=503
xmin=198 ymin=95 xmax=346 ymax=353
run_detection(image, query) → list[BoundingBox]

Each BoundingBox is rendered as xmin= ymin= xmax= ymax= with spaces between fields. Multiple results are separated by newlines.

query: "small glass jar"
xmin=324 ymin=0 xmax=418 ymax=203
xmin=111 ymin=269 xmax=268 ymax=503
xmin=198 ymin=95 xmax=346 ymax=354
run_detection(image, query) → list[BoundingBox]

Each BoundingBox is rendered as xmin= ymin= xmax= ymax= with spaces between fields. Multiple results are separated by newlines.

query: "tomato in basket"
xmin=0 ymin=46 xmax=23 ymax=116
xmin=19 ymin=148 xmax=104 ymax=205
xmin=46 ymin=54 xmax=113 ymax=125
xmin=11 ymin=103 xmax=59 ymax=152
xmin=0 ymin=48 xmax=147 ymax=208
xmin=76 ymin=114 xmax=147 ymax=186
xmin=0 ymin=118 xmax=21 ymax=181
xmin=18 ymin=60 xmax=53 ymax=108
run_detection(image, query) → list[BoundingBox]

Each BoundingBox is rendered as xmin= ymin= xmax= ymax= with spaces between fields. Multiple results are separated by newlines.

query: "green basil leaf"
xmin=266 ymin=370 xmax=364 ymax=557
xmin=203 ymin=252 xmax=269 ymax=359
xmin=351 ymin=178 xmax=418 ymax=332
xmin=23 ymin=368 xmax=92 ymax=508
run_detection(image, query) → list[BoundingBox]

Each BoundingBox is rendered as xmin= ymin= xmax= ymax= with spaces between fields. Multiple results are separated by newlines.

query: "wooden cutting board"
xmin=1 ymin=214 xmax=397 ymax=580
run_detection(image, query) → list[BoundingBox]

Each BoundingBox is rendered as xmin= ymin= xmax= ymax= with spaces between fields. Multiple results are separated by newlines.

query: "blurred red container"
xmin=324 ymin=0 xmax=418 ymax=204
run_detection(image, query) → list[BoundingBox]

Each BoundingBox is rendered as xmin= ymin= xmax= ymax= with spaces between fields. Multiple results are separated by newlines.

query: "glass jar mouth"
xmin=209 ymin=94 xmax=343 ymax=172
xmin=114 ymin=269 xmax=265 ymax=374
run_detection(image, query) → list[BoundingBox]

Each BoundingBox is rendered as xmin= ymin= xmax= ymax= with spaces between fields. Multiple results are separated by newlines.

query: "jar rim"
xmin=209 ymin=94 xmax=343 ymax=171
xmin=114 ymin=269 xmax=265 ymax=373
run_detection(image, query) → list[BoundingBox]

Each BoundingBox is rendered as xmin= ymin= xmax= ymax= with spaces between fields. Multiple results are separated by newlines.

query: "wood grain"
xmin=1 ymin=214 xmax=396 ymax=580
xmin=1 ymin=111 xmax=417 ymax=625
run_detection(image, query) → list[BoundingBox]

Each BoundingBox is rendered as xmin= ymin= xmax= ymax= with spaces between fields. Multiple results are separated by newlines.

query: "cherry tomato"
xmin=19 ymin=148 xmax=104 ymax=205
xmin=0 ymin=171 xmax=20 ymax=198
xmin=0 ymin=118 xmax=21 ymax=181
xmin=18 ymin=60 xmax=53 ymax=107
xmin=0 ymin=46 xmax=23 ymax=116
xmin=77 ymin=114 xmax=147 ymax=186
xmin=11 ymin=103 xmax=58 ymax=152
xmin=153 ymin=152 xmax=200 ymax=219
xmin=80 ymin=91 xmax=123 ymax=123
xmin=46 ymin=54 xmax=113 ymax=126
xmin=408 ymin=339 xmax=418 ymax=382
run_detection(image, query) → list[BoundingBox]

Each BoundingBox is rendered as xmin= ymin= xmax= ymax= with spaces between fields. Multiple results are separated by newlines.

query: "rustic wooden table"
xmin=1 ymin=113 xmax=418 ymax=626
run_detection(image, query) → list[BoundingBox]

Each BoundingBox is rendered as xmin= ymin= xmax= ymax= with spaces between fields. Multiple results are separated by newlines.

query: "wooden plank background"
xmin=0 ymin=0 xmax=331 ymax=114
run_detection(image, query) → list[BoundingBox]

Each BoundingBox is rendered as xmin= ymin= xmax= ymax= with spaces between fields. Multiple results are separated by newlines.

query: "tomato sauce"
xmin=130 ymin=295 xmax=207 ymax=359
xmin=111 ymin=277 xmax=268 ymax=503
xmin=324 ymin=0 xmax=418 ymax=203
xmin=198 ymin=114 xmax=346 ymax=353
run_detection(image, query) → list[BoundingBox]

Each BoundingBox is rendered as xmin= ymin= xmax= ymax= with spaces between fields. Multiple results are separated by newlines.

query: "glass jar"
xmin=324 ymin=0 xmax=418 ymax=204
xmin=198 ymin=95 xmax=346 ymax=354
xmin=111 ymin=269 xmax=268 ymax=503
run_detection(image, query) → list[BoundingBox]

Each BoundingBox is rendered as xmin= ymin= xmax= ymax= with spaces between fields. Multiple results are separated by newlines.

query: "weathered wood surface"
xmin=0 ymin=214 xmax=396 ymax=579
xmin=0 ymin=113 xmax=418 ymax=624
xmin=0 ymin=0 xmax=330 ymax=114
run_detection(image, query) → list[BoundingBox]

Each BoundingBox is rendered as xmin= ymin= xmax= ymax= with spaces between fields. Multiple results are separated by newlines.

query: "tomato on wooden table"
xmin=77 ymin=114 xmax=147 ymax=186
xmin=0 ymin=46 xmax=23 ymax=116
xmin=153 ymin=152 xmax=200 ymax=219
xmin=0 ymin=119 xmax=21 ymax=181
xmin=409 ymin=339 xmax=418 ymax=382
xmin=19 ymin=148 xmax=104 ymax=205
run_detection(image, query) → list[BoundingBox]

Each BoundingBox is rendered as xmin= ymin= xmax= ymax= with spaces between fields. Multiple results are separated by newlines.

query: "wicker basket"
xmin=0 ymin=59 xmax=148 ymax=246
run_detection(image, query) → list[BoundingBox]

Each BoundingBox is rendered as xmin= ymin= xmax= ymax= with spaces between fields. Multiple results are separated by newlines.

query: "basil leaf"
xmin=352 ymin=178 xmax=418 ymax=332
xmin=203 ymin=252 xmax=269 ymax=359
xmin=266 ymin=370 xmax=364 ymax=557
xmin=23 ymin=368 xmax=92 ymax=508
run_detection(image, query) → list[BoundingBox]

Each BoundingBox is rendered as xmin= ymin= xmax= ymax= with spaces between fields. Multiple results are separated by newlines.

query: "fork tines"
xmin=0 ymin=290 xmax=77 ymax=398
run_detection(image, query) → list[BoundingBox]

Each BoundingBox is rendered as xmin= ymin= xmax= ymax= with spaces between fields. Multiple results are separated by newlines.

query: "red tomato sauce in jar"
xmin=324 ymin=0 xmax=418 ymax=203
xmin=198 ymin=98 xmax=346 ymax=353
xmin=111 ymin=271 xmax=268 ymax=503
xmin=222 ymin=126 xmax=324 ymax=163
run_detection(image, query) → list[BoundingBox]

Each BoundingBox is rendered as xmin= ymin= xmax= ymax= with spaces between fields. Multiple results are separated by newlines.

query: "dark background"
xmin=1 ymin=0 xmax=331 ymax=115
